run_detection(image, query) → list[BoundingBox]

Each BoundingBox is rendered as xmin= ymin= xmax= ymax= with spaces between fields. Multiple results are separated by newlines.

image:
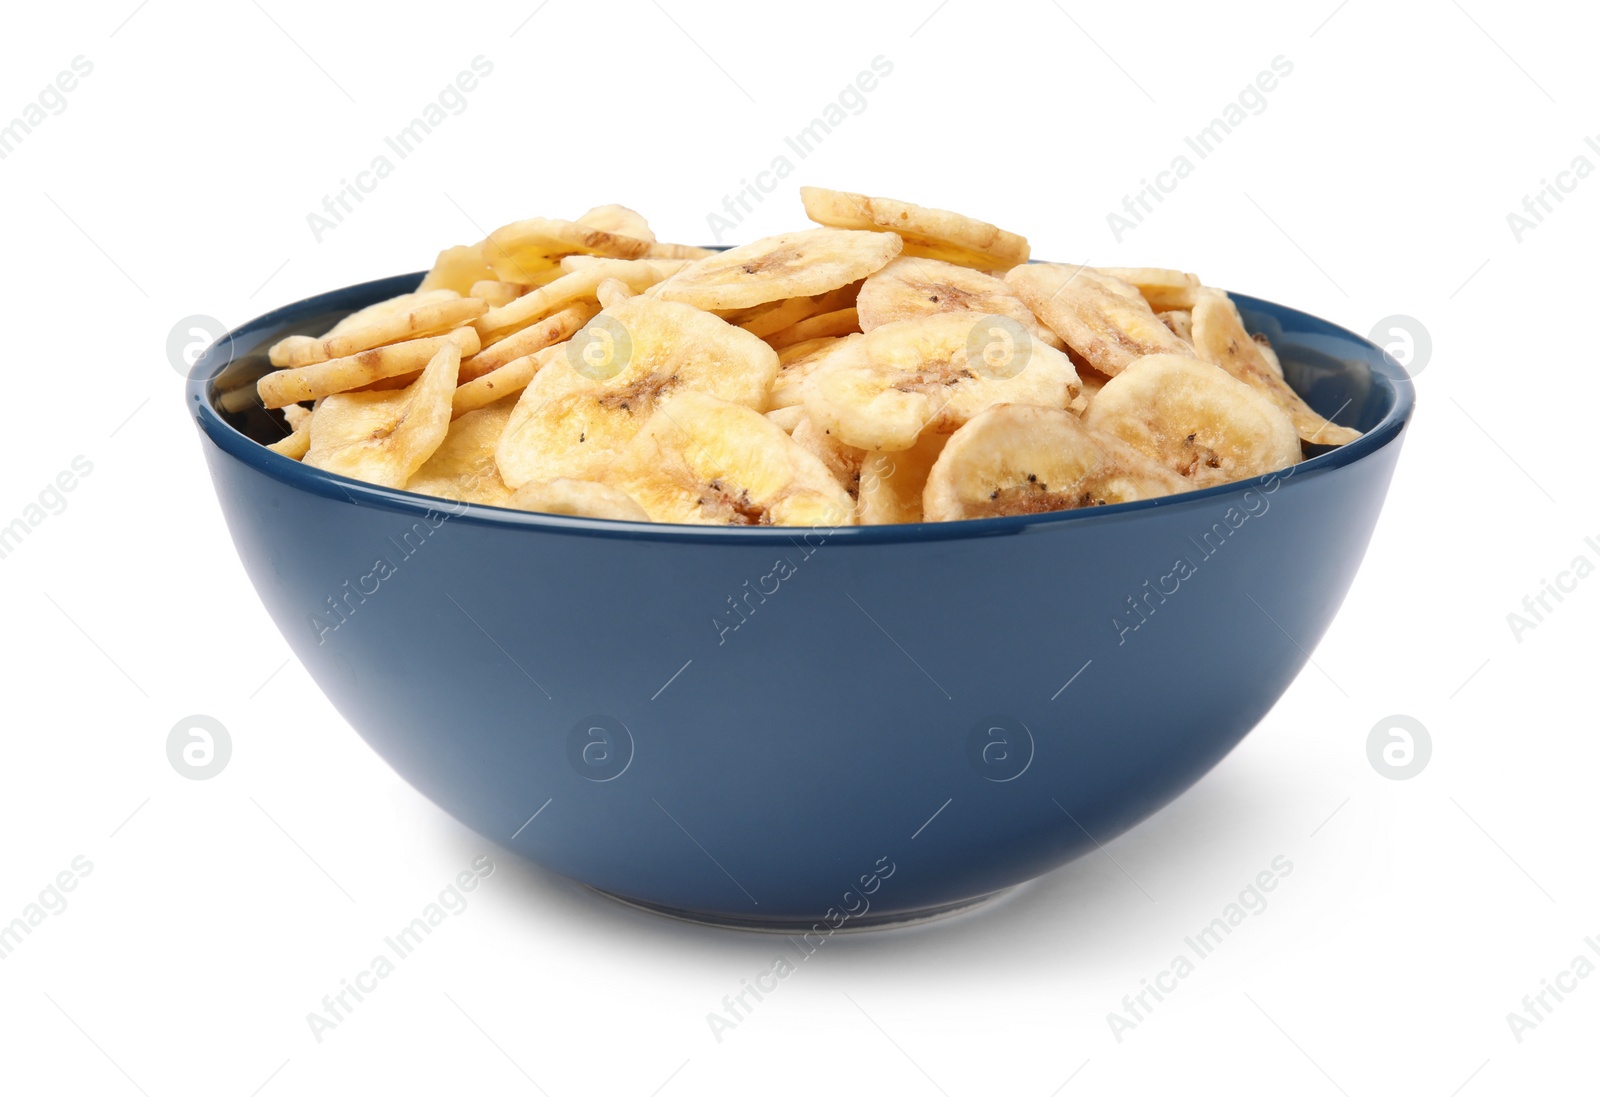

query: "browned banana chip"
xmin=303 ymin=341 xmax=462 ymax=488
xmin=407 ymin=396 xmax=519 ymax=506
xmin=1006 ymin=262 xmax=1192 ymax=376
xmin=799 ymin=187 xmax=1029 ymax=269
xmin=272 ymin=297 xmax=487 ymax=368
xmin=1189 ymin=292 xmax=1361 ymax=445
xmin=923 ymin=404 xmax=1186 ymax=521
xmin=481 ymin=217 xmax=655 ymax=282
xmin=858 ymin=257 xmax=1063 ymax=349
xmin=258 ymin=329 xmax=479 ymax=408
xmin=461 ymin=302 xmax=598 ymax=382
xmin=652 ymin=227 xmax=901 ymax=311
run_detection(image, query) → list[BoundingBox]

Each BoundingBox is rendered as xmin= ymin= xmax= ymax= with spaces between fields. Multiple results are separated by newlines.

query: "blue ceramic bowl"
xmin=190 ymin=271 xmax=1413 ymax=930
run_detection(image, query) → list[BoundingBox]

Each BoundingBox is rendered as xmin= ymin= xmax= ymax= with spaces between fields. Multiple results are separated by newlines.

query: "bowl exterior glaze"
xmin=191 ymin=273 xmax=1412 ymax=927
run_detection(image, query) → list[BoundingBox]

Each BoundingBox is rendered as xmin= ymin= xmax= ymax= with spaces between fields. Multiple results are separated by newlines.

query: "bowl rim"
xmin=188 ymin=269 xmax=1415 ymax=544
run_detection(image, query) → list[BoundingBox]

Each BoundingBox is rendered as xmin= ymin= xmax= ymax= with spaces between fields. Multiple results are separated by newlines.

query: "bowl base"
xmin=582 ymin=885 xmax=1017 ymax=933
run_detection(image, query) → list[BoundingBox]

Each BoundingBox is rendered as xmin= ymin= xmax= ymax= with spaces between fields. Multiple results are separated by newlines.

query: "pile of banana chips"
xmin=258 ymin=188 xmax=1360 ymax=525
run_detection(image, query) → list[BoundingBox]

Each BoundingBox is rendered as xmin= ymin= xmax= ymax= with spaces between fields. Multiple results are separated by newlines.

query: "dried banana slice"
xmin=303 ymin=340 xmax=461 ymax=488
xmin=1158 ymin=309 xmax=1193 ymax=343
xmin=595 ymin=278 xmax=636 ymax=309
xmin=799 ymin=187 xmax=1029 ymax=269
xmin=1006 ymin=262 xmax=1192 ymax=376
xmin=468 ymin=280 xmax=526 ymax=308
xmin=508 ymin=478 xmax=649 ymax=521
xmin=770 ymin=335 xmax=853 ymax=410
xmin=791 ymin=413 xmax=866 ymax=503
xmin=496 ymin=297 xmax=779 ymax=487
xmin=258 ymin=329 xmax=479 ymax=409
xmin=318 ymin=288 xmax=460 ymax=342
xmin=271 ymin=295 xmax=482 ymax=367
xmin=651 ymin=227 xmax=901 ymax=311
xmin=857 ymin=430 xmax=947 ymax=525
xmin=406 ymin=396 xmax=518 ymax=506
xmin=612 ymin=391 xmax=855 ymax=527
xmin=766 ymin=405 xmax=805 ymax=432
xmin=767 ymin=307 xmax=859 ymax=350
xmin=857 ymin=257 xmax=1064 ymax=349
xmin=1093 ymin=266 xmax=1202 ymax=311
xmin=576 ymin=203 xmax=656 ymax=242
xmin=475 ymin=259 xmax=670 ymax=344
xmin=418 ymin=245 xmax=496 ymax=295
xmin=461 ymin=302 xmax=597 ymax=382
xmin=266 ymin=412 xmax=311 ymax=459
xmin=1189 ymin=292 xmax=1361 ymax=445
xmin=481 ymin=217 xmax=655 ymax=282
xmin=924 ymin=403 xmax=1186 ymax=522
xmin=801 ymin=312 xmax=1079 ymax=452
xmin=1084 ymin=353 xmax=1301 ymax=488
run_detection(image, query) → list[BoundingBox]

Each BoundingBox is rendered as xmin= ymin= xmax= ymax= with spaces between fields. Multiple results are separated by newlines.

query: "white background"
xmin=1 ymin=1 xmax=1595 ymax=1094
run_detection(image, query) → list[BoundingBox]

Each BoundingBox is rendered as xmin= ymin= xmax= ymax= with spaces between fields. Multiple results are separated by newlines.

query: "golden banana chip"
xmin=1094 ymin=266 xmax=1202 ymax=311
xmin=766 ymin=307 xmax=859 ymax=350
xmin=1084 ymin=353 xmax=1301 ymax=488
xmin=595 ymin=278 xmax=636 ymax=309
xmin=461 ymin=301 xmax=597 ymax=381
xmin=612 ymin=391 xmax=855 ymax=526
xmin=258 ymin=329 xmax=479 ymax=409
xmin=652 ymin=227 xmax=901 ymax=311
xmin=770 ymin=335 xmax=852 ymax=410
xmin=1189 ymin=292 xmax=1361 ymax=445
xmin=468 ymin=280 xmax=526 ymax=308
xmin=303 ymin=340 xmax=461 ymax=488
xmin=802 ymin=312 xmax=1079 ymax=452
xmin=475 ymin=260 xmax=670 ymax=344
xmin=272 ymin=297 xmax=487 ymax=368
xmin=508 ymin=478 xmax=650 ymax=521
xmin=496 ymin=296 xmax=779 ymax=487
xmin=799 ymin=187 xmax=1029 ymax=269
xmin=406 ymin=396 xmax=518 ymax=506
xmin=576 ymin=203 xmax=655 ymax=242
xmin=857 ymin=430 xmax=947 ymax=525
xmin=924 ymin=403 xmax=1186 ymax=522
xmin=857 ymin=257 xmax=1064 ymax=350
xmin=1006 ymin=262 xmax=1192 ymax=376
xmin=418 ymin=245 xmax=496 ymax=295
xmin=481 ymin=217 xmax=655 ymax=282
xmin=791 ymin=413 xmax=866 ymax=503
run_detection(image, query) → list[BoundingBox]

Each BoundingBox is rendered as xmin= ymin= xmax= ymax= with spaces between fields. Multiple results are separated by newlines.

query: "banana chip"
xmin=765 ymin=405 xmax=805 ymax=433
xmin=1085 ymin=353 xmax=1301 ymax=488
xmin=766 ymin=307 xmax=860 ymax=350
xmin=576 ymin=203 xmax=655 ymax=242
xmin=770 ymin=335 xmax=853 ymax=410
xmin=791 ymin=413 xmax=866 ymax=503
xmin=1006 ymin=262 xmax=1193 ymax=376
xmin=406 ymin=396 xmax=518 ymax=505
xmin=612 ymin=391 xmax=855 ymax=526
xmin=595 ymin=278 xmax=636 ymax=309
xmin=1093 ymin=266 xmax=1202 ymax=311
xmin=468 ymin=280 xmax=526 ymax=308
xmin=496 ymin=296 xmax=779 ymax=487
xmin=1158 ymin=309 xmax=1193 ymax=343
xmin=857 ymin=257 xmax=1063 ymax=349
xmin=924 ymin=403 xmax=1186 ymax=522
xmin=271 ymin=297 xmax=486 ymax=368
xmin=418 ymin=245 xmax=496 ymax=296
xmin=482 ymin=217 xmax=655 ymax=282
xmin=799 ymin=187 xmax=1029 ymax=269
xmin=652 ymin=227 xmax=901 ymax=311
xmin=1190 ymin=292 xmax=1361 ymax=445
xmin=857 ymin=430 xmax=947 ymax=525
xmin=801 ymin=313 xmax=1079 ymax=452
xmin=476 ymin=259 xmax=671 ymax=344
xmin=461 ymin=301 xmax=597 ymax=382
xmin=259 ymin=329 xmax=479 ymax=409
xmin=508 ymin=478 xmax=649 ymax=521
xmin=303 ymin=340 xmax=461 ymax=488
